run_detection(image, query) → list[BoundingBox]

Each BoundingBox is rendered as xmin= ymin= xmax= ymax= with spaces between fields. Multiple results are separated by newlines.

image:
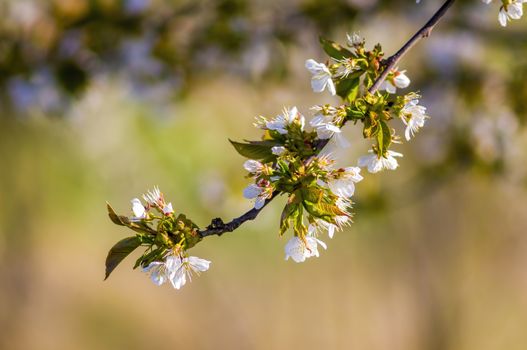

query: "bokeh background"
xmin=1 ymin=0 xmax=527 ymax=349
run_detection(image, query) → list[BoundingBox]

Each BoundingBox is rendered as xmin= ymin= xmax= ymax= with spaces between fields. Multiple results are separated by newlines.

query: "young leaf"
xmin=280 ymin=202 xmax=298 ymax=236
xmin=319 ymin=37 xmax=353 ymax=60
xmin=229 ymin=139 xmax=278 ymax=161
xmin=107 ymin=202 xmax=130 ymax=226
xmin=104 ymin=236 xmax=142 ymax=280
xmin=336 ymin=77 xmax=359 ymax=102
xmin=377 ymin=120 xmax=392 ymax=155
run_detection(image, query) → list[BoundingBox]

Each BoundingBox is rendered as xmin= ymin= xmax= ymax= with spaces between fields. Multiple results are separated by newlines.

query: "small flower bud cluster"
xmin=106 ymin=187 xmax=210 ymax=289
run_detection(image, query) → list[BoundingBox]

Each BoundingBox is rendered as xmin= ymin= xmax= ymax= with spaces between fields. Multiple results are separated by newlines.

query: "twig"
xmin=368 ymin=0 xmax=456 ymax=94
xmin=198 ymin=0 xmax=456 ymax=238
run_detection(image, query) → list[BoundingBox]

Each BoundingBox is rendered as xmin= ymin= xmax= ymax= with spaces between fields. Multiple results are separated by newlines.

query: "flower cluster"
xmin=302 ymin=34 xmax=431 ymax=174
xmin=106 ymin=187 xmax=210 ymax=289
xmin=233 ymin=34 xmax=433 ymax=262
xmin=238 ymin=105 xmax=364 ymax=262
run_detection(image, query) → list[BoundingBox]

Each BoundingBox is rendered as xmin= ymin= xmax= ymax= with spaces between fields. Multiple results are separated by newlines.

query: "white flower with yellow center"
xmin=305 ymin=59 xmax=336 ymax=96
xmin=167 ymin=255 xmax=211 ymax=290
xmin=379 ymin=69 xmax=410 ymax=94
xmin=310 ymin=114 xmax=350 ymax=148
xmin=327 ymin=166 xmax=363 ymax=198
xmin=243 ymin=182 xmax=273 ymax=209
xmin=284 ymin=236 xmax=327 ymax=263
xmin=243 ymin=159 xmax=264 ymax=174
xmin=266 ymin=106 xmax=304 ymax=134
xmin=358 ymin=150 xmax=404 ymax=173
xmin=143 ymin=260 xmax=171 ymax=286
xmin=401 ymin=98 xmax=429 ymax=141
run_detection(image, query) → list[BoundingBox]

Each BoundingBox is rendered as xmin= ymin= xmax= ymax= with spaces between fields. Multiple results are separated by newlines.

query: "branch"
xmin=368 ymin=0 xmax=456 ymax=94
xmin=198 ymin=0 xmax=456 ymax=239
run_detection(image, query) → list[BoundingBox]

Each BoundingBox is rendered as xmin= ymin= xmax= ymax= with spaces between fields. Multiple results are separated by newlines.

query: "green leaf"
xmin=107 ymin=202 xmax=130 ymax=226
xmin=134 ymin=246 xmax=166 ymax=269
xmin=337 ymin=77 xmax=361 ymax=103
xmin=319 ymin=37 xmax=353 ymax=60
xmin=104 ymin=236 xmax=142 ymax=280
xmin=377 ymin=120 xmax=392 ymax=156
xmin=229 ymin=139 xmax=278 ymax=161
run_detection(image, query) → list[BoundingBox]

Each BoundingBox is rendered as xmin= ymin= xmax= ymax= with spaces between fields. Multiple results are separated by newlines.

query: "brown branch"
xmin=368 ymin=0 xmax=456 ymax=94
xmin=198 ymin=0 xmax=456 ymax=238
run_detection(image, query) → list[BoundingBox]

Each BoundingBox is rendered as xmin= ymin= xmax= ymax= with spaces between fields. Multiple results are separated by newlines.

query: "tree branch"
xmin=198 ymin=0 xmax=456 ymax=238
xmin=368 ymin=0 xmax=456 ymax=94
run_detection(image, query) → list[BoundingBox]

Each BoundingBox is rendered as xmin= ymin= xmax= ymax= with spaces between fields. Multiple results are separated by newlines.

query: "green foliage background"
xmin=1 ymin=0 xmax=527 ymax=349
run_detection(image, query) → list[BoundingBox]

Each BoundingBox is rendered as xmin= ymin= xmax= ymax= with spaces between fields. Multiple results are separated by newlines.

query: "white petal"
xmin=131 ymin=198 xmax=146 ymax=218
xmin=162 ymin=203 xmax=174 ymax=215
xmin=254 ymin=196 xmax=266 ymax=209
xmin=305 ymin=59 xmax=324 ymax=74
xmin=327 ymin=78 xmax=336 ymax=96
xmin=327 ymin=224 xmax=336 ymax=239
xmin=394 ymin=72 xmax=410 ymax=89
xmin=385 ymin=82 xmax=397 ymax=94
xmin=499 ymin=9 xmax=508 ymax=26
xmin=188 ymin=256 xmax=211 ymax=272
xmin=165 ymin=255 xmax=182 ymax=272
xmin=169 ymin=267 xmax=186 ymax=289
xmin=243 ymin=184 xmax=261 ymax=199
xmin=271 ymin=146 xmax=286 ymax=155
xmin=311 ymin=76 xmax=329 ymax=93
xmin=244 ymin=160 xmax=263 ymax=173
xmin=508 ymin=3 xmax=523 ymax=19
xmin=284 ymin=237 xmax=307 ymax=263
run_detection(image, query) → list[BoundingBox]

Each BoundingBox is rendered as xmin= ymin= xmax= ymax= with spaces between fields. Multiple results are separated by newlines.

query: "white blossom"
xmin=346 ymin=32 xmax=362 ymax=46
xmin=143 ymin=186 xmax=162 ymax=206
xmin=266 ymin=106 xmax=304 ymax=134
xmin=166 ymin=255 xmax=211 ymax=290
xmin=131 ymin=198 xmax=146 ymax=220
xmin=243 ymin=183 xmax=273 ymax=209
xmin=327 ymin=166 xmax=363 ymax=198
xmin=358 ymin=150 xmax=403 ymax=173
xmin=379 ymin=69 xmax=410 ymax=94
xmin=284 ymin=236 xmax=327 ymax=263
xmin=498 ymin=1 xmax=525 ymax=27
xmin=401 ymin=98 xmax=428 ymax=141
xmin=162 ymin=203 xmax=174 ymax=215
xmin=144 ymin=254 xmax=211 ymax=290
xmin=244 ymin=159 xmax=264 ymax=173
xmin=310 ymin=114 xmax=349 ymax=148
xmin=271 ymin=146 xmax=286 ymax=155
xmin=143 ymin=261 xmax=170 ymax=286
xmin=305 ymin=59 xmax=336 ymax=96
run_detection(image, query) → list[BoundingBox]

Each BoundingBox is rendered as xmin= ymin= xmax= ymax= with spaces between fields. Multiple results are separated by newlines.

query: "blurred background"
xmin=1 ymin=0 xmax=527 ymax=349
